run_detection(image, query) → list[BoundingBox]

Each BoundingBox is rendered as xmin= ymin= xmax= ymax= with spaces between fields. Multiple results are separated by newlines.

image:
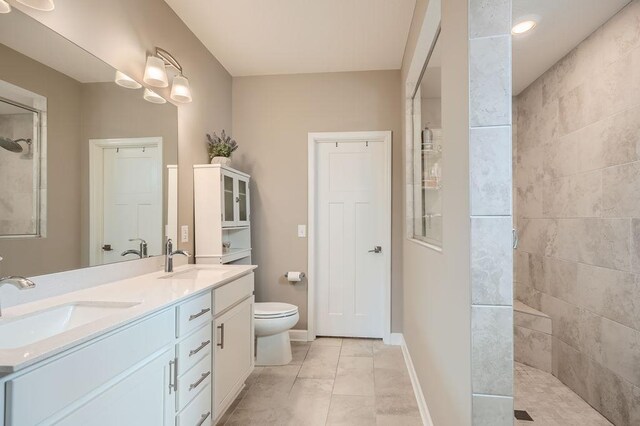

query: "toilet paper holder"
xmin=284 ymin=272 xmax=306 ymax=279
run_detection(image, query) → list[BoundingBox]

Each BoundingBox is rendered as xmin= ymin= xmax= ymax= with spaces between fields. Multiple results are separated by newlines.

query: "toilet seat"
xmin=255 ymin=302 xmax=298 ymax=319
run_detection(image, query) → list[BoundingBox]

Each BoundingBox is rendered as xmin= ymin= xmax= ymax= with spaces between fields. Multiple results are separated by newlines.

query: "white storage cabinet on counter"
xmin=194 ymin=165 xmax=252 ymax=265
xmin=0 ymin=272 xmax=255 ymax=426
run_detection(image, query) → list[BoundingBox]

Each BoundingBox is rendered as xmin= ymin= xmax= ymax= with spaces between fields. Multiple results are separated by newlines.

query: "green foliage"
xmin=206 ymin=130 xmax=238 ymax=159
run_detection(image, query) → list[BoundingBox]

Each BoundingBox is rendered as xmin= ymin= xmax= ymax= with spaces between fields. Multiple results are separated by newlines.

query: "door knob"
xmin=368 ymin=246 xmax=382 ymax=253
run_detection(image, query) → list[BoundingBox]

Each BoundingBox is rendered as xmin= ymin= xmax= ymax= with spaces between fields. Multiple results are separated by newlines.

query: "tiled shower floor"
xmin=515 ymin=362 xmax=612 ymax=426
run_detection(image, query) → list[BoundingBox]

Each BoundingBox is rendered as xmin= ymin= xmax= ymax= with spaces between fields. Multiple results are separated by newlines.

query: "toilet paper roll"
xmin=286 ymin=271 xmax=304 ymax=282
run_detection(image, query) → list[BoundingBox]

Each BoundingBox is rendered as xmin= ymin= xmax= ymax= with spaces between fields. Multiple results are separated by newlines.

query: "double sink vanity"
xmin=0 ymin=264 xmax=256 ymax=425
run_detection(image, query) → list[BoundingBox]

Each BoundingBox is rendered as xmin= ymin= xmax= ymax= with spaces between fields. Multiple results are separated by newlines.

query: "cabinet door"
xmin=214 ymin=297 xmax=254 ymax=413
xmin=236 ymin=176 xmax=250 ymax=226
xmin=53 ymin=348 xmax=175 ymax=426
xmin=221 ymin=172 xmax=236 ymax=227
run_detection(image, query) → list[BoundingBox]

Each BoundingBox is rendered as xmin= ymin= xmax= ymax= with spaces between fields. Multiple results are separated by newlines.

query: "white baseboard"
xmin=398 ymin=334 xmax=434 ymax=426
xmin=289 ymin=329 xmax=309 ymax=341
xmin=386 ymin=332 xmax=404 ymax=346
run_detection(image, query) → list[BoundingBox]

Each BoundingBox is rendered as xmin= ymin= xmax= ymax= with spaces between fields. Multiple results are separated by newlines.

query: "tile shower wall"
xmin=515 ymin=2 xmax=640 ymax=425
xmin=0 ymin=113 xmax=36 ymax=235
xmin=469 ymin=0 xmax=513 ymax=425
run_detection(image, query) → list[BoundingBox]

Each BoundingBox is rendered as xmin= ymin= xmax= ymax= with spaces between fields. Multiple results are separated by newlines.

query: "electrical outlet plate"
xmin=298 ymin=225 xmax=306 ymax=238
xmin=181 ymin=225 xmax=189 ymax=243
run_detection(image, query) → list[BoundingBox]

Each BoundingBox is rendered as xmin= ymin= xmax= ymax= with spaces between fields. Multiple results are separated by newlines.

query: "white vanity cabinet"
xmin=1 ymin=271 xmax=256 ymax=426
xmin=194 ymin=165 xmax=252 ymax=265
xmin=212 ymin=273 xmax=255 ymax=422
xmin=4 ymin=309 xmax=176 ymax=425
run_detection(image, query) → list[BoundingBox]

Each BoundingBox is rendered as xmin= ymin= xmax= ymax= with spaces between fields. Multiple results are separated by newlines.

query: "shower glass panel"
xmin=0 ymin=98 xmax=41 ymax=237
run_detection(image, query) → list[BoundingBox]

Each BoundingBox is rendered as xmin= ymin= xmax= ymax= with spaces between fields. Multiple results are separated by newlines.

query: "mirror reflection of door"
xmin=90 ymin=138 xmax=162 ymax=265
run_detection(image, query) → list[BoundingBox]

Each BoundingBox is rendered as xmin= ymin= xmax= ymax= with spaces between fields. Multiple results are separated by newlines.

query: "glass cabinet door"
xmin=222 ymin=174 xmax=235 ymax=226
xmin=237 ymin=177 xmax=249 ymax=225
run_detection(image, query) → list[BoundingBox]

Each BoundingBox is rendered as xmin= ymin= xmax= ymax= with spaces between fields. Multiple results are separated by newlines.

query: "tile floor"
xmin=219 ymin=337 xmax=422 ymax=425
xmin=515 ymin=362 xmax=612 ymax=426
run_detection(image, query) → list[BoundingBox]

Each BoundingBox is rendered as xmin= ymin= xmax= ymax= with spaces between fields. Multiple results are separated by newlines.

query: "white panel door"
xmin=101 ymin=146 xmax=162 ymax=264
xmin=316 ymin=140 xmax=386 ymax=338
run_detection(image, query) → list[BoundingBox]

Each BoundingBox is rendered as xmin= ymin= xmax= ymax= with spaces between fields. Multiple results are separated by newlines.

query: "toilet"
xmin=254 ymin=302 xmax=299 ymax=366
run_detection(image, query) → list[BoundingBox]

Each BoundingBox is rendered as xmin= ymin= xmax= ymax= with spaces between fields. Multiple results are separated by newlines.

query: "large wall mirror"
xmin=0 ymin=9 xmax=178 ymax=277
xmin=410 ymin=31 xmax=442 ymax=248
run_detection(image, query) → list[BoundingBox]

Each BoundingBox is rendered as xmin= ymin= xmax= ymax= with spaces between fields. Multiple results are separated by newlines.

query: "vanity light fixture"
xmin=114 ymin=71 xmax=142 ymax=89
xmin=143 ymin=47 xmax=193 ymax=103
xmin=143 ymin=55 xmax=169 ymax=88
xmin=170 ymin=75 xmax=192 ymax=103
xmin=16 ymin=0 xmax=55 ymax=11
xmin=143 ymin=88 xmax=166 ymax=104
xmin=512 ymin=19 xmax=537 ymax=35
xmin=0 ymin=0 xmax=11 ymax=13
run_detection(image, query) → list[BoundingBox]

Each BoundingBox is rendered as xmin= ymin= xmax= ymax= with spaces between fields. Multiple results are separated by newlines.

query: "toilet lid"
xmin=254 ymin=302 xmax=298 ymax=318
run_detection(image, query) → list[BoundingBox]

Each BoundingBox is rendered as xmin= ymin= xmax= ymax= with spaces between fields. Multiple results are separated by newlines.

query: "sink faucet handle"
xmin=129 ymin=238 xmax=148 ymax=257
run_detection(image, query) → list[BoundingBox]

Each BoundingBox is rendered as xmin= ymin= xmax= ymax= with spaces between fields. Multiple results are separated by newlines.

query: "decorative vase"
xmin=210 ymin=156 xmax=231 ymax=166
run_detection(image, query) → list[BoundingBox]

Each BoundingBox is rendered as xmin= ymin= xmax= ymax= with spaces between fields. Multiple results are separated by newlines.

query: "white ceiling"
xmin=0 ymin=9 xmax=114 ymax=83
xmin=164 ymin=0 xmax=416 ymax=77
xmin=513 ymin=0 xmax=631 ymax=94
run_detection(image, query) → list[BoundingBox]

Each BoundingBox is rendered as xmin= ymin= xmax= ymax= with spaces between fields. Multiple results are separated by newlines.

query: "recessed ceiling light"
xmin=512 ymin=20 xmax=537 ymax=35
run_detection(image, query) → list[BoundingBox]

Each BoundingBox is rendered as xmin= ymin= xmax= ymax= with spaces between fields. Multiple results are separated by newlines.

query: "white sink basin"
xmin=159 ymin=269 xmax=201 ymax=280
xmin=0 ymin=301 xmax=140 ymax=349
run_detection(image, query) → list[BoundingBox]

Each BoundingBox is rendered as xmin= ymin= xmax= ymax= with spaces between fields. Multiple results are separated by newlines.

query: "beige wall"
xmin=79 ymin=82 xmax=178 ymax=265
xmin=400 ymin=0 xmax=474 ymax=424
xmin=232 ymin=70 xmax=402 ymax=331
xmin=515 ymin=2 xmax=640 ymax=424
xmin=16 ymin=0 xmax=233 ymax=254
xmin=0 ymin=43 xmax=83 ymax=277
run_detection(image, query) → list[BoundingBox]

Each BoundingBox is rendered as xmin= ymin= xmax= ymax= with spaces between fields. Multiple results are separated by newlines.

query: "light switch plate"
xmin=181 ymin=225 xmax=189 ymax=243
xmin=298 ymin=225 xmax=307 ymax=238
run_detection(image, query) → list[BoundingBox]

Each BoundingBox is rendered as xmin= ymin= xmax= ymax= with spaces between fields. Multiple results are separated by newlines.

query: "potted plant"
xmin=206 ymin=130 xmax=238 ymax=165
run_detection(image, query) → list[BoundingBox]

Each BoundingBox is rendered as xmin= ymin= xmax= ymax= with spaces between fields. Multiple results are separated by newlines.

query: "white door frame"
xmin=308 ymin=131 xmax=392 ymax=343
xmin=89 ymin=137 xmax=163 ymax=265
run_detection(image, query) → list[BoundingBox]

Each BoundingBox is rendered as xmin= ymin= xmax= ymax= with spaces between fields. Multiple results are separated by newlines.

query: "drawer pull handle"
xmin=217 ymin=323 xmax=225 ymax=349
xmin=189 ymin=340 xmax=211 ymax=357
xmin=196 ymin=411 xmax=211 ymax=426
xmin=189 ymin=371 xmax=211 ymax=391
xmin=189 ymin=308 xmax=211 ymax=321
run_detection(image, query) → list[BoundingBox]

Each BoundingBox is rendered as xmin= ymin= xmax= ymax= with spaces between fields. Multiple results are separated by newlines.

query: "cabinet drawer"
xmin=6 ymin=309 xmax=174 ymax=426
xmin=178 ymin=354 xmax=212 ymax=411
xmin=177 ymin=292 xmax=212 ymax=337
xmin=177 ymin=383 xmax=212 ymax=426
xmin=177 ymin=322 xmax=212 ymax=375
xmin=214 ymin=273 xmax=254 ymax=315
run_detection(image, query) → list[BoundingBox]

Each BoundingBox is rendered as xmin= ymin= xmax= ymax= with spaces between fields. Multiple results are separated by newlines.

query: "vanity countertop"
xmin=0 ymin=264 xmax=257 ymax=375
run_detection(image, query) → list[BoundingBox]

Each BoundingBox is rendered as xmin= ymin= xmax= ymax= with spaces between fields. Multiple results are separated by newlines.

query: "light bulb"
xmin=16 ymin=0 xmax=55 ymax=11
xmin=143 ymin=55 xmax=168 ymax=88
xmin=114 ymin=71 xmax=142 ymax=89
xmin=143 ymin=88 xmax=166 ymax=104
xmin=0 ymin=0 xmax=11 ymax=13
xmin=170 ymin=75 xmax=192 ymax=103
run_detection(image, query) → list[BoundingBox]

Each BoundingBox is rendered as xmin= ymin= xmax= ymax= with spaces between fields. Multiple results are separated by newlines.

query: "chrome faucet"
xmin=121 ymin=238 xmax=148 ymax=259
xmin=165 ymin=239 xmax=190 ymax=273
xmin=0 ymin=257 xmax=36 ymax=317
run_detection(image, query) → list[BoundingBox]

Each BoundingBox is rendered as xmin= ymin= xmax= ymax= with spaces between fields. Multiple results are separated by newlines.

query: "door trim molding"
xmin=307 ymin=131 xmax=392 ymax=343
xmin=89 ymin=137 xmax=163 ymax=266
